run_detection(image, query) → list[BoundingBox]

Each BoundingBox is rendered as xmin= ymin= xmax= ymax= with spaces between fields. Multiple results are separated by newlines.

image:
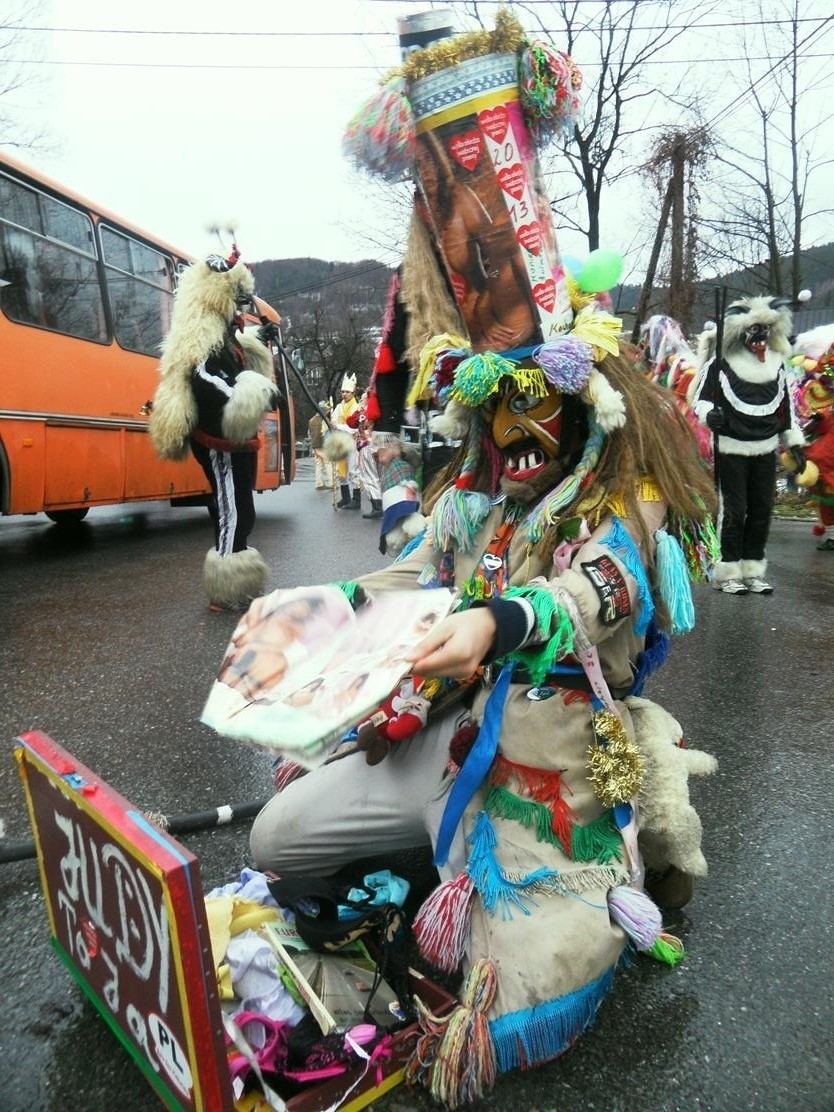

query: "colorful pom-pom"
xmin=450 ymin=352 xmax=521 ymax=408
xmin=518 ymin=41 xmax=583 ymax=145
xmin=532 ymin=337 xmax=594 ymax=394
xmin=343 ymin=77 xmax=416 ymax=183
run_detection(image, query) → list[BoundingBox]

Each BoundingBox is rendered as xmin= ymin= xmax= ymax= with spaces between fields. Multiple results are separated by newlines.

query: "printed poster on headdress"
xmin=201 ymin=585 xmax=456 ymax=767
xmin=411 ymin=52 xmax=573 ymax=352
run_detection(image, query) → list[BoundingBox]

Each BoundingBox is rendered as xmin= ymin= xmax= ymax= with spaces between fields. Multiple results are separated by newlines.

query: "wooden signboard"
xmin=15 ymin=730 xmax=233 ymax=1112
xmin=16 ymin=730 xmax=458 ymax=1112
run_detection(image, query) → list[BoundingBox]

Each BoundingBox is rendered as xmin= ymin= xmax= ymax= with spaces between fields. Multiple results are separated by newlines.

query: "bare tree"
xmin=700 ymin=2 xmax=834 ymax=298
xmin=0 ymin=1 xmax=49 ymax=151
xmin=632 ymin=126 xmax=713 ymax=335
xmin=500 ymin=0 xmax=719 ymax=251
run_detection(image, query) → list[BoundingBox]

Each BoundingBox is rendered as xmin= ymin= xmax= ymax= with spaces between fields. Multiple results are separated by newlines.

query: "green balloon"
xmin=577 ymin=249 xmax=624 ymax=293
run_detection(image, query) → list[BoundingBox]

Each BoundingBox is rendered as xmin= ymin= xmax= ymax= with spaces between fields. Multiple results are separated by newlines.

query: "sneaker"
xmin=744 ymin=576 xmax=773 ymax=594
xmin=720 ymin=578 xmax=748 ymax=594
xmin=816 ymin=537 xmax=834 ymax=551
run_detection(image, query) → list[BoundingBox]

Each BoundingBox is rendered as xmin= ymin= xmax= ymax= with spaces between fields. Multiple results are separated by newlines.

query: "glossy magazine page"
xmin=201 ymin=585 xmax=455 ymax=767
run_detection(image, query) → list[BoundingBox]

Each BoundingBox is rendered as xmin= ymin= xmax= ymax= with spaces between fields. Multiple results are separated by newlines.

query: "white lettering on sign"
xmin=103 ymin=843 xmax=171 ymax=1013
xmin=51 ymin=806 xmax=183 ymax=1091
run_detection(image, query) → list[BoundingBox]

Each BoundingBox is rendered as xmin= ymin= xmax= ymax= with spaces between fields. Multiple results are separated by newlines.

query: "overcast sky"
xmin=5 ymin=0 xmax=834 ymax=274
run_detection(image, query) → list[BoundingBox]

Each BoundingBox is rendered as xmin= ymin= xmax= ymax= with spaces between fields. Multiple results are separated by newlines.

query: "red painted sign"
xmin=15 ymin=731 xmax=233 ymax=1112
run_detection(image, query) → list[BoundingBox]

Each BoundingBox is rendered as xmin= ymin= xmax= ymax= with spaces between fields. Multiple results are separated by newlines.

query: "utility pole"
xmin=630 ymin=178 xmax=674 ymax=343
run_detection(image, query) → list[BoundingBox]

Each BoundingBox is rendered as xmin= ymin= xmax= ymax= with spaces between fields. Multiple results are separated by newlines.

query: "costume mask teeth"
xmin=490 ymin=382 xmax=563 ymax=479
xmin=744 ymin=324 xmax=770 ymax=362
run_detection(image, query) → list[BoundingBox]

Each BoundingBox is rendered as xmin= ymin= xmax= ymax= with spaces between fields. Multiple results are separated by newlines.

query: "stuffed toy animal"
xmin=625 ymin=695 xmax=717 ymax=877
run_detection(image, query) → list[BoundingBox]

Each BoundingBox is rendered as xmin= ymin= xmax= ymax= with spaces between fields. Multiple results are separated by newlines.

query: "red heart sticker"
xmin=532 ymin=279 xmax=556 ymax=313
xmin=517 ymin=222 xmax=542 ymax=256
xmin=497 ymin=164 xmax=526 ymax=200
xmin=478 ymin=106 xmax=509 ymax=143
xmin=450 ymin=272 xmax=470 ymax=304
xmin=447 ymin=131 xmax=482 ymax=172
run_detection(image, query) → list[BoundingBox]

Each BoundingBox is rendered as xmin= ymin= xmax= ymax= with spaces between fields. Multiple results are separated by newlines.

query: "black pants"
xmin=191 ymin=439 xmax=257 ymax=554
xmin=716 ymin=450 xmax=776 ymax=563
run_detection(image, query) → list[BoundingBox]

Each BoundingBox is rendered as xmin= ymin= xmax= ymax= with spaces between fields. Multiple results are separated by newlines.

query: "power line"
xmin=703 ymin=14 xmax=834 ymax=131
xmin=9 ymin=52 xmax=833 ymax=70
xmin=15 ymin=16 xmax=829 ymax=36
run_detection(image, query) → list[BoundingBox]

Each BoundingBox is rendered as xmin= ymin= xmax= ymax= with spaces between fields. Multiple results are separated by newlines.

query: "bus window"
xmin=100 ymin=224 xmax=174 ymax=356
xmin=0 ymin=172 xmax=107 ymax=343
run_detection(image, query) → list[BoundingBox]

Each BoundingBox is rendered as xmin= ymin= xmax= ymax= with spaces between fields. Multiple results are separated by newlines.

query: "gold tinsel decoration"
xmin=388 ymin=10 xmax=527 ymax=85
xmin=587 ymin=710 xmax=645 ymax=807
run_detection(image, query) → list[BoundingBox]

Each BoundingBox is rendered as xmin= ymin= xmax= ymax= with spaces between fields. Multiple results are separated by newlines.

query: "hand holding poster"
xmin=201 ymin=585 xmax=456 ymax=767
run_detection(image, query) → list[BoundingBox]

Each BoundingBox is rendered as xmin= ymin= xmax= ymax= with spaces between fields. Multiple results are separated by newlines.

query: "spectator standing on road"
xmin=308 ymin=401 xmax=333 ymax=491
xmin=331 ymin=374 xmax=362 ymax=510
xmin=690 ymin=295 xmax=806 ymax=595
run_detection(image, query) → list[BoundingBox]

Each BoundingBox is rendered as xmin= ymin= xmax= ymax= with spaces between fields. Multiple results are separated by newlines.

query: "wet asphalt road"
xmin=0 ymin=458 xmax=832 ymax=1112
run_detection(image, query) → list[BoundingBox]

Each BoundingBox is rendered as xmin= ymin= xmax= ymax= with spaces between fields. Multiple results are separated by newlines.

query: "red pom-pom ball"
xmin=812 ymin=523 xmax=826 ymax=537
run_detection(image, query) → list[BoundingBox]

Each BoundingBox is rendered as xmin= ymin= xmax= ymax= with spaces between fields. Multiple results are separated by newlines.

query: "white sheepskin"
xmin=323 ymin=430 xmax=355 ymax=462
xmin=203 ymin=547 xmax=269 ymax=608
xmin=626 ymin=695 xmax=717 ymax=877
xmin=221 ymin=371 xmax=276 ymax=444
xmin=429 ymin=400 xmax=471 ymax=441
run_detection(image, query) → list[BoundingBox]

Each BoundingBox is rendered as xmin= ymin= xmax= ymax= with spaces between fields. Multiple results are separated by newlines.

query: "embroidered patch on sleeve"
xmin=581 ymin=555 xmax=632 ymax=624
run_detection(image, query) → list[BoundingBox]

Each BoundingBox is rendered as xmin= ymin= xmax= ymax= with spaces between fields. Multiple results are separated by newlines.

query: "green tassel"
xmin=570 ymin=811 xmax=623 ymax=864
xmin=500 ymin=587 xmax=574 ymax=684
xmin=647 ymin=933 xmax=686 ymax=966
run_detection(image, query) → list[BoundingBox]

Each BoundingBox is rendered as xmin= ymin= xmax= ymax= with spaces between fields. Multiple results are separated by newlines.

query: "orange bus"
xmin=0 ymin=152 xmax=294 ymax=524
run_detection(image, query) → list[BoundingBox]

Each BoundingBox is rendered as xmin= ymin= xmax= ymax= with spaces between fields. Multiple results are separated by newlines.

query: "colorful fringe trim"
xmin=407 ymin=959 xmax=498 ymax=1109
xmin=430 ymin=486 xmax=492 ymax=553
xmin=484 ymin=785 xmax=623 ymax=864
xmin=490 ymin=754 xmax=576 ymax=848
xmin=599 ymin=517 xmax=653 ymax=636
xmin=342 ymin=76 xmax=416 ymax=183
xmin=499 ymin=586 xmax=574 ymax=683
xmin=450 ymin=352 xmax=543 ymax=408
xmin=607 ymin=884 xmax=685 ymax=965
xmin=667 ymin=504 xmax=721 ymax=582
xmin=466 ymin=810 xmax=556 ymax=919
xmin=489 ymin=963 xmax=615 ymax=1072
xmin=654 ymin=528 xmax=696 ymax=634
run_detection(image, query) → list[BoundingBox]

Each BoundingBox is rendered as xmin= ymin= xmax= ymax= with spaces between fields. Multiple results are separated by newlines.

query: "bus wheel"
xmin=45 ymin=508 xmax=89 ymax=526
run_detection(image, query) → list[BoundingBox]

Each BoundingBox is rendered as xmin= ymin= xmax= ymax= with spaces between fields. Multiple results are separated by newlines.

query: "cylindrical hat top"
xmin=398 ymin=10 xmax=455 ymax=61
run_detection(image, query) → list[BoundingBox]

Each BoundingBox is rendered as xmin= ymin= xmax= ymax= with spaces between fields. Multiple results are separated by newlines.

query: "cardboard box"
xmin=15 ymin=730 xmax=456 ymax=1112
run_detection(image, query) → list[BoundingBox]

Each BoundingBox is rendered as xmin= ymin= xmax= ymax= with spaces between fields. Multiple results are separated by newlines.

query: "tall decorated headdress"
xmin=344 ymin=9 xmax=636 ymax=553
xmin=340 ymin=372 xmax=357 ymax=394
xmin=344 ymin=9 xmax=715 ymax=589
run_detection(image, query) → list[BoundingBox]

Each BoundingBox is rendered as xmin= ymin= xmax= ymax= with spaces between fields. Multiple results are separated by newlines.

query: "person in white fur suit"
xmin=689 ymin=295 xmax=806 ymax=594
xmin=149 ymin=248 xmax=279 ymax=610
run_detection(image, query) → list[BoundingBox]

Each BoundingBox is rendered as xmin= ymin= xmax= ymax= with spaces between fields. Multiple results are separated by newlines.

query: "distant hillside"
xmin=252 ymin=257 xmax=393 ymax=329
xmin=254 ymin=242 xmax=834 ymax=341
xmin=612 ymin=241 xmax=834 ymax=336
